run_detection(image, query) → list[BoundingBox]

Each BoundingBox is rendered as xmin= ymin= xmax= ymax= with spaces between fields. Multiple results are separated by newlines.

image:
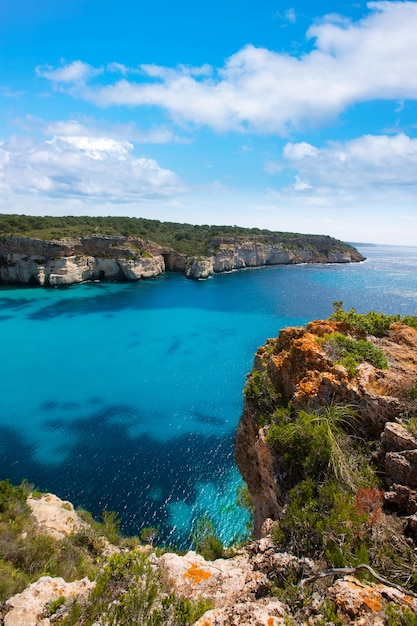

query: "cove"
xmin=1 ymin=244 xmax=417 ymax=546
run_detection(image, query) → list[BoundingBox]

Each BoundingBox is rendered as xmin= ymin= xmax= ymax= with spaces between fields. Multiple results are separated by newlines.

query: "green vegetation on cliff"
xmin=0 ymin=213 xmax=358 ymax=257
xmin=330 ymin=301 xmax=417 ymax=335
xmin=242 ymin=308 xmax=417 ymax=593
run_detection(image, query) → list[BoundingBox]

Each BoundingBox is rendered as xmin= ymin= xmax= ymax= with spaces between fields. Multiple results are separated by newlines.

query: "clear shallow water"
xmin=1 ymin=244 xmax=416 ymax=546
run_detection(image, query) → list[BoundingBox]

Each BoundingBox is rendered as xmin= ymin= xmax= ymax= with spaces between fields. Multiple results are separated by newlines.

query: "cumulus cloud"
xmin=37 ymin=2 xmax=417 ymax=134
xmin=0 ymin=131 xmax=184 ymax=202
xmin=283 ymin=133 xmax=417 ymax=189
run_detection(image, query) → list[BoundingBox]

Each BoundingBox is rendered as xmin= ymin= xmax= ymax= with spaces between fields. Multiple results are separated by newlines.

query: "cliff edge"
xmin=236 ymin=309 xmax=417 ymax=589
xmin=0 ymin=231 xmax=364 ymax=286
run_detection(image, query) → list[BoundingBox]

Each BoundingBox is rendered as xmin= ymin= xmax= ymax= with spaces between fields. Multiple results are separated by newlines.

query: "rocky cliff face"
xmin=0 ymin=233 xmax=364 ymax=286
xmin=0 ymin=235 xmax=170 ymax=286
xmin=185 ymin=235 xmax=364 ymax=279
xmin=235 ymin=319 xmax=417 ymax=536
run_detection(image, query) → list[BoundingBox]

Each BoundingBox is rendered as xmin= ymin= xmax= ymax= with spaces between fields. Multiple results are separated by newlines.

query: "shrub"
xmin=268 ymin=404 xmax=362 ymax=490
xmin=272 ymin=478 xmax=370 ymax=565
xmin=141 ymin=526 xmax=159 ymax=546
xmin=320 ymin=332 xmax=388 ymax=377
xmin=236 ymin=483 xmax=255 ymax=534
xmin=244 ymin=369 xmax=281 ymax=422
xmin=55 ymin=551 xmax=213 ymax=626
xmin=191 ymin=517 xmax=224 ymax=561
xmin=329 ymin=302 xmax=417 ymax=336
xmin=385 ymin=602 xmax=417 ymax=626
xmin=172 ymin=596 xmax=214 ymax=625
xmin=88 ymin=551 xmax=161 ymax=625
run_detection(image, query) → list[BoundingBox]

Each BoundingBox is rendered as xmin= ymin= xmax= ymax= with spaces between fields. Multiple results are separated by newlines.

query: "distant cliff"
xmin=0 ymin=232 xmax=364 ymax=286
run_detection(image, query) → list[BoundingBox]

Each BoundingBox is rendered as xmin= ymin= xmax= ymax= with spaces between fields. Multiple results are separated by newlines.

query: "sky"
xmin=1 ymin=1 xmax=417 ymax=245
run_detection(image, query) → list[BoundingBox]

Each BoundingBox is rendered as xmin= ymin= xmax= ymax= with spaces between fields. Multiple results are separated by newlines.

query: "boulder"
xmin=3 ymin=576 xmax=94 ymax=626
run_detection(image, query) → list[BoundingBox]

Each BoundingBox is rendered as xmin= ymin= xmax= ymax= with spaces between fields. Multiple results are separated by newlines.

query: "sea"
xmin=1 ymin=243 xmax=416 ymax=547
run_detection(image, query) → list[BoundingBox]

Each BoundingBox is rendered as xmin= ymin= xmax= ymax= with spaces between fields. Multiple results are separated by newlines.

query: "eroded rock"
xmin=3 ymin=576 xmax=94 ymax=626
xmin=27 ymin=493 xmax=84 ymax=540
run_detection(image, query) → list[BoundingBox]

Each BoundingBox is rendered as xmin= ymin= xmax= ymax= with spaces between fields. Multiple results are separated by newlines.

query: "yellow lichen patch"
xmin=184 ymin=562 xmax=213 ymax=584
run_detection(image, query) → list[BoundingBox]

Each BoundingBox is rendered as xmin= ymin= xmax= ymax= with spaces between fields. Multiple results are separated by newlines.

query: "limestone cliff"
xmin=0 ymin=235 xmax=170 ymax=286
xmin=0 ymin=232 xmax=364 ymax=286
xmin=235 ymin=319 xmax=417 ymax=536
xmin=185 ymin=234 xmax=364 ymax=279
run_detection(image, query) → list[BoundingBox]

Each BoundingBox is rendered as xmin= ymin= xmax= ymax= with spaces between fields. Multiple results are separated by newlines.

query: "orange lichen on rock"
xmin=194 ymin=609 xmax=222 ymax=626
xmin=184 ymin=562 xmax=213 ymax=584
xmin=298 ymin=374 xmax=321 ymax=397
xmin=332 ymin=576 xmax=384 ymax=616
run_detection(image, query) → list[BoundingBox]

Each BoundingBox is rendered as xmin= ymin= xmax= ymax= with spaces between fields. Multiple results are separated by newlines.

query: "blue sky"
xmin=1 ymin=1 xmax=417 ymax=245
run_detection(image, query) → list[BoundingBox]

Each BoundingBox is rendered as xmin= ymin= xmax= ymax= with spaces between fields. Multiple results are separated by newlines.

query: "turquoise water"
xmin=1 ymin=244 xmax=417 ymax=546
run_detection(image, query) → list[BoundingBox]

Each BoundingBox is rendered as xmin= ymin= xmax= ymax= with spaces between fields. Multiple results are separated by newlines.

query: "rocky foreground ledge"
xmin=0 ymin=233 xmax=364 ymax=286
xmin=1 ymin=492 xmax=416 ymax=626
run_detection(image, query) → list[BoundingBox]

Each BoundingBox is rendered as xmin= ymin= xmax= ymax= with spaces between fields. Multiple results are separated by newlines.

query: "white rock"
xmin=4 ymin=576 xmax=94 ymax=626
xmin=27 ymin=493 xmax=84 ymax=540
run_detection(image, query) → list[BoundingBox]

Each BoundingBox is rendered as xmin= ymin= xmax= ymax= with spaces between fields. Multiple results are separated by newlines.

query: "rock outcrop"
xmin=2 ymin=476 xmax=417 ymax=623
xmin=3 ymin=577 xmax=94 ymax=626
xmin=27 ymin=493 xmax=85 ymax=540
xmin=235 ymin=319 xmax=417 ymax=535
xmin=0 ymin=233 xmax=364 ymax=286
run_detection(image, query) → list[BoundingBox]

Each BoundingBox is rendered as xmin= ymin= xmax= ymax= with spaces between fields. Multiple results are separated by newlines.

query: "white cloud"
xmin=37 ymin=2 xmax=417 ymax=134
xmin=292 ymin=176 xmax=312 ymax=190
xmin=43 ymin=118 xmax=180 ymax=145
xmin=0 ymin=85 xmax=25 ymax=98
xmin=0 ymin=131 xmax=184 ymax=203
xmin=283 ymin=133 xmax=417 ymax=188
xmin=36 ymin=60 xmax=102 ymax=87
xmin=107 ymin=62 xmax=130 ymax=75
xmin=253 ymin=131 xmax=417 ymax=244
xmin=283 ymin=142 xmax=318 ymax=160
xmin=275 ymin=7 xmax=297 ymax=24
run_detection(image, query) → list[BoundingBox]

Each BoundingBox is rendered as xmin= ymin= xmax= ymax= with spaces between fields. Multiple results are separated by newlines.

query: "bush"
xmin=0 ymin=481 xmax=104 ymax=602
xmin=55 ymin=550 xmax=213 ymax=626
xmin=329 ymin=302 xmax=417 ymax=336
xmin=385 ymin=603 xmax=417 ymax=626
xmin=272 ymin=478 xmax=370 ymax=565
xmin=244 ymin=369 xmax=281 ymax=422
xmin=320 ymin=332 xmax=388 ymax=377
xmin=268 ymin=404 xmax=362 ymax=490
xmin=191 ymin=517 xmax=224 ymax=561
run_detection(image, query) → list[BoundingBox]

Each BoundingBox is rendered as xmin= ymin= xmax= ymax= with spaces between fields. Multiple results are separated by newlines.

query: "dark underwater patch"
xmin=0 ymin=404 xmax=234 ymax=547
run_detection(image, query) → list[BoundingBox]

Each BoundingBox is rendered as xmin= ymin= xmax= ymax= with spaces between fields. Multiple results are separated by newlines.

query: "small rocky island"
xmin=0 ymin=214 xmax=364 ymax=286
